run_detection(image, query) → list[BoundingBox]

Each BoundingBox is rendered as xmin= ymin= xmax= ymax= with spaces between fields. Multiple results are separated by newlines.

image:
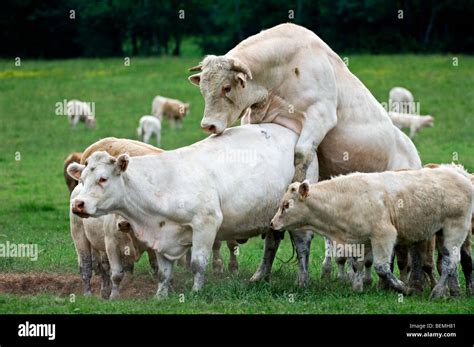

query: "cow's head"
xmin=270 ymin=181 xmax=311 ymax=231
xmin=188 ymin=55 xmax=255 ymax=135
xmin=422 ymin=115 xmax=434 ymax=127
xmin=67 ymin=151 xmax=129 ymax=218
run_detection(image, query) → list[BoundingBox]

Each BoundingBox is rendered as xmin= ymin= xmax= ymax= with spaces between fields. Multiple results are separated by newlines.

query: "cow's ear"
xmin=236 ymin=72 xmax=247 ymax=88
xmin=67 ymin=163 xmax=85 ymax=181
xmin=298 ymin=180 xmax=310 ymax=199
xmin=188 ymin=74 xmax=201 ymax=86
xmin=115 ymin=154 xmax=129 ymax=174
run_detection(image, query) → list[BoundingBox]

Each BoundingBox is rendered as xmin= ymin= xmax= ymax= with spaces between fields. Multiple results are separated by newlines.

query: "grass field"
xmin=0 ymin=54 xmax=473 ymax=314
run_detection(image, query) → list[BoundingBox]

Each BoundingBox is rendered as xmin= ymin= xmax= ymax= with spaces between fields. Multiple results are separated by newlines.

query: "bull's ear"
xmin=115 ymin=154 xmax=130 ymax=174
xmin=236 ymin=72 xmax=247 ymax=88
xmin=298 ymin=180 xmax=310 ymax=199
xmin=188 ymin=74 xmax=201 ymax=86
xmin=67 ymin=163 xmax=85 ymax=181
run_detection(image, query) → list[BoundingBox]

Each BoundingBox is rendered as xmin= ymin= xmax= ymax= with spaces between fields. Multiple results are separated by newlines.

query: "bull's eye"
xmin=223 ymin=85 xmax=232 ymax=94
xmin=99 ymin=177 xmax=108 ymax=184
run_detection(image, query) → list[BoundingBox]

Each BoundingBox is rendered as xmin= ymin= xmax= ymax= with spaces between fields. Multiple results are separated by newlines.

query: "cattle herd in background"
xmin=61 ymin=24 xmax=472 ymax=304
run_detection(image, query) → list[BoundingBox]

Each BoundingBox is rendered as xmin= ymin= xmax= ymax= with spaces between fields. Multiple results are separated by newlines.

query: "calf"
xmin=137 ymin=115 xmax=161 ymax=146
xmin=389 ymin=86 xmax=416 ymax=114
xmin=271 ymin=165 xmax=472 ymax=299
xmin=66 ymin=99 xmax=96 ymax=129
xmin=388 ymin=112 xmax=434 ymax=139
xmin=151 ymin=95 xmax=189 ymax=129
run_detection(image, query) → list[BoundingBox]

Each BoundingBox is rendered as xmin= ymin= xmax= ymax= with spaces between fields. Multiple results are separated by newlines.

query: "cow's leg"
xmin=155 ymin=252 xmax=174 ymax=299
xmin=99 ymin=253 xmax=112 ymax=299
xmin=363 ymin=251 xmax=374 ymax=286
xmin=227 ymin=240 xmax=239 ymax=273
xmin=212 ymin=240 xmax=224 ymax=274
xmin=291 ymin=230 xmax=313 ymax=287
xmin=104 ymin=238 xmax=124 ymax=300
xmin=250 ymin=230 xmax=282 ymax=282
xmin=336 ymin=256 xmax=347 ymax=281
xmin=372 ymin=229 xmax=408 ymax=295
xmin=70 ymin=214 xmax=93 ymax=295
xmin=190 ymin=220 xmax=220 ymax=291
xmin=351 ymin=258 xmax=365 ymax=292
xmin=394 ymin=244 xmax=410 ymax=283
xmin=143 ymin=130 xmax=151 ymax=144
xmin=321 ymin=238 xmax=333 ymax=279
xmin=430 ymin=222 xmax=467 ymax=299
xmin=408 ymin=242 xmax=427 ymax=294
xmin=421 ymin=237 xmax=438 ymax=290
xmin=147 ymin=249 xmax=159 ymax=276
xmin=177 ymin=119 xmax=183 ymax=129
xmin=436 ymin=231 xmax=444 ymax=275
xmin=169 ymin=118 xmax=176 ymax=129
xmin=460 ymin=233 xmax=473 ymax=295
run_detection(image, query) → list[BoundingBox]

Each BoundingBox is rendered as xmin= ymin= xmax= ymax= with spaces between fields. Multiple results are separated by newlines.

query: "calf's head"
xmin=67 ymin=151 xmax=129 ymax=218
xmin=271 ymin=181 xmax=311 ymax=231
xmin=188 ymin=55 xmax=254 ymax=134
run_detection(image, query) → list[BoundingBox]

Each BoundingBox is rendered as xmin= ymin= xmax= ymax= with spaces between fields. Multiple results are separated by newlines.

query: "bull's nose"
xmin=201 ymin=123 xmax=217 ymax=134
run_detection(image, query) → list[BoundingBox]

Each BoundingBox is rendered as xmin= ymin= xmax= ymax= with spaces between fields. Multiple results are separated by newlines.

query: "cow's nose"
xmin=270 ymin=221 xmax=274 ymax=228
xmin=74 ymin=200 xmax=85 ymax=212
xmin=118 ymin=221 xmax=131 ymax=232
xmin=201 ymin=123 xmax=217 ymax=134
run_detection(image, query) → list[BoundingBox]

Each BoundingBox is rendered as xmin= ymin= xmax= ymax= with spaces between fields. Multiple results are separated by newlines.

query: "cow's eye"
xmin=283 ymin=201 xmax=290 ymax=210
xmin=223 ymin=85 xmax=232 ymax=94
xmin=99 ymin=177 xmax=108 ymax=184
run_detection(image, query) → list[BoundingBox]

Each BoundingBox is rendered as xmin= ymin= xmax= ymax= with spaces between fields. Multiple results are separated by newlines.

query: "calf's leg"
xmin=291 ymin=230 xmax=313 ymax=287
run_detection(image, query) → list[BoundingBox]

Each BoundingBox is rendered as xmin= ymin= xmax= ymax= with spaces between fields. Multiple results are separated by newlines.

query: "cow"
xmin=137 ymin=115 xmax=162 ymax=146
xmin=66 ymin=99 xmax=96 ymax=129
xmin=389 ymin=86 xmax=416 ymax=114
xmin=68 ymin=124 xmax=297 ymax=297
xmin=64 ymin=152 xmax=82 ymax=195
xmin=151 ymin=95 xmax=190 ymax=129
xmin=270 ymin=164 xmax=473 ymax=299
xmin=187 ymin=23 xmax=423 ymax=289
xmin=388 ymin=112 xmax=434 ymax=139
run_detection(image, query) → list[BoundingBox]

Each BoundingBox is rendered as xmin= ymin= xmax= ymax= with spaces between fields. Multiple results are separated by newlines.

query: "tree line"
xmin=1 ymin=0 xmax=472 ymax=59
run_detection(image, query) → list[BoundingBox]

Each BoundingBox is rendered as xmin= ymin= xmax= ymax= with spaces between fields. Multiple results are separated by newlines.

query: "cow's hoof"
xmin=228 ymin=262 xmax=239 ymax=273
xmin=109 ymin=291 xmax=120 ymax=301
xmin=430 ymin=285 xmax=448 ymax=300
xmin=352 ymin=282 xmax=364 ymax=293
xmin=449 ymin=288 xmax=461 ymax=297
xmin=363 ymin=277 xmax=373 ymax=286
xmin=250 ymin=270 xmax=268 ymax=283
xmin=212 ymin=259 xmax=224 ymax=274
xmin=321 ymin=265 xmax=332 ymax=279
xmin=83 ymin=291 xmax=92 ymax=297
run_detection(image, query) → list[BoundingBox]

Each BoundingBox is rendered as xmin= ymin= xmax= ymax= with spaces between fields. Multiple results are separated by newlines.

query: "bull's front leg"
xmin=293 ymin=103 xmax=337 ymax=182
xmin=250 ymin=229 xmax=283 ymax=282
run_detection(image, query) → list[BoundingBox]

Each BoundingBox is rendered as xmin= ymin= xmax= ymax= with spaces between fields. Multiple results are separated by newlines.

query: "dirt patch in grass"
xmin=0 ymin=272 xmax=159 ymax=299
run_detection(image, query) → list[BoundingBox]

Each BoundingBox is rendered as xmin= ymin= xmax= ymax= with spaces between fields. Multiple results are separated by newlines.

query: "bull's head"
xmin=67 ymin=151 xmax=129 ymax=218
xmin=188 ymin=55 xmax=257 ymax=135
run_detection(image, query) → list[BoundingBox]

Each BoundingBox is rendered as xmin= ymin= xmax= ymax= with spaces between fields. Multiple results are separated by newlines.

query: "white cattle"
xmin=137 ymin=115 xmax=161 ymax=146
xmin=187 ymin=23 xmax=423 ymax=287
xmin=68 ymin=124 xmax=297 ymax=297
xmin=70 ymin=184 xmax=158 ymax=300
xmin=151 ymin=95 xmax=190 ymax=129
xmin=388 ymin=112 xmax=434 ymax=139
xmin=67 ymin=99 xmax=95 ymax=129
xmin=271 ymin=165 xmax=473 ymax=299
xmin=389 ymin=87 xmax=416 ymax=114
